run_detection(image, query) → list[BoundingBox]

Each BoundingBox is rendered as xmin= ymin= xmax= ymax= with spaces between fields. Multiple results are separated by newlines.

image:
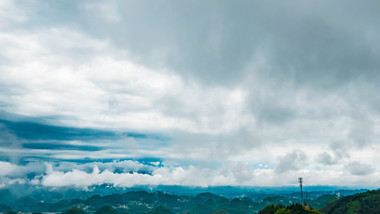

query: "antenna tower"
xmin=298 ymin=177 xmax=303 ymax=205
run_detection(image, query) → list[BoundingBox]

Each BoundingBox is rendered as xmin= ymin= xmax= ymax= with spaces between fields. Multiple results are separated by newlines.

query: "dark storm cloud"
xmin=15 ymin=0 xmax=380 ymax=87
xmin=60 ymin=0 xmax=380 ymax=130
xmin=87 ymin=1 xmax=380 ymax=87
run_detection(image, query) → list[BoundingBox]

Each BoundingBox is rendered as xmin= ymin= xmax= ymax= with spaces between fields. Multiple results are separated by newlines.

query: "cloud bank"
xmin=1 ymin=160 xmax=380 ymax=189
xmin=0 ymin=0 xmax=380 ymax=187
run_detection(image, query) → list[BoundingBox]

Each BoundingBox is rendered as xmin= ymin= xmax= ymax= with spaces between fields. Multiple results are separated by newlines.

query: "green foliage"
xmin=4 ymin=189 xmax=374 ymax=214
xmin=0 ymin=204 xmax=13 ymax=212
xmin=258 ymin=204 xmax=322 ymax=214
xmin=63 ymin=207 xmax=85 ymax=214
xmin=187 ymin=196 xmax=254 ymax=214
xmin=210 ymin=210 xmax=229 ymax=214
xmin=307 ymin=195 xmax=338 ymax=210
xmin=95 ymin=205 xmax=119 ymax=214
xmin=258 ymin=204 xmax=285 ymax=214
xmin=146 ymin=206 xmax=173 ymax=214
xmin=321 ymin=190 xmax=380 ymax=214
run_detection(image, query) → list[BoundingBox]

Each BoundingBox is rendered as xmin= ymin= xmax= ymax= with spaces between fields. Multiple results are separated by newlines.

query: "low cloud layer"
xmin=1 ymin=160 xmax=380 ymax=189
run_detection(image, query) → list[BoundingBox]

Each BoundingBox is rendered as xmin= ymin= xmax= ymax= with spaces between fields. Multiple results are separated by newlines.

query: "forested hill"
xmin=258 ymin=204 xmax=322 ymax=214
xmin=2 ymin=188 xmax=378 ymax=214
xmin=0 ymin=189 xmax=333 ymax=214
xmin=64 ymin=204 xmax=323 ymax=214
xmin=321 ymin=190 xmax=380 ymax=214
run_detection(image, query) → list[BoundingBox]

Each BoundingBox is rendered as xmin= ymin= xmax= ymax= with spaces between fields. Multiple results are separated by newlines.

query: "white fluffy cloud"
xmin=0 ymin=27 xmax=247 ymax=135
xmin=0 ymin=161 xmax=44 ymax=177
xmin=12 ymin=161 xmax=379 ymax=188
xmin=0 ymin=161 xmax=19 ymax=176
xmin=0 ymin=160 xmax=379 ymax=188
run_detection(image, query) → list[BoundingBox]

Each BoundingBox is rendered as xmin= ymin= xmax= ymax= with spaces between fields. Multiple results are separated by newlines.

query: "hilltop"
xmin=258 ymin=204 xmax=321 ymax=214
xmin=321 ymin=190 xmax=380 ymax=214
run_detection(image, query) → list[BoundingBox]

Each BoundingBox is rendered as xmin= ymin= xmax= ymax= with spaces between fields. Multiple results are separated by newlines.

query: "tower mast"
xmin=298 ymin=177 xmax=303 ymax=205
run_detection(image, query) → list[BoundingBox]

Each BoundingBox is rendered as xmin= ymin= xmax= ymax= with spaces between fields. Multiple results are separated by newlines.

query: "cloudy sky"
xmin=1 ymin=0 xmax=380 ymax=189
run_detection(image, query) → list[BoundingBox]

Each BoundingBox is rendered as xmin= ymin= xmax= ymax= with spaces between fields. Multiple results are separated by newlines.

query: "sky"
xmin=0 ymin=0 xmax=380 ymax=189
